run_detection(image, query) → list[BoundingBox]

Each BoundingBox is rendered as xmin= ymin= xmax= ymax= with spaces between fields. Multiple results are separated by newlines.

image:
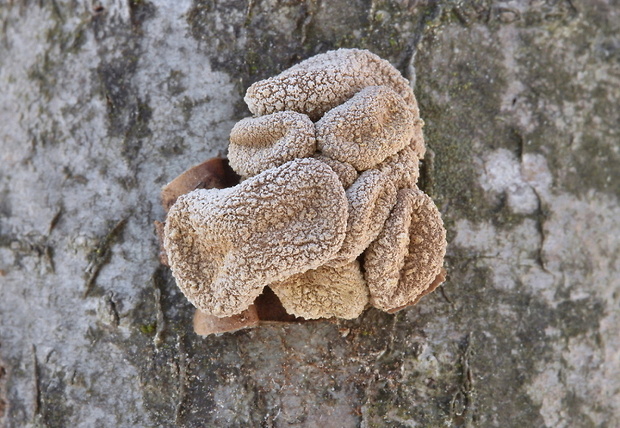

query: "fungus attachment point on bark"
xmin=158 ymin=48 xmax=447 ymax=336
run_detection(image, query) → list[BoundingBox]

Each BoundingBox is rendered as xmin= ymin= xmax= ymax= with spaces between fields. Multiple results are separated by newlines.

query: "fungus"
xmin=269 ymin=261 xmax=368 ymax=320
xmin=316 ymin=85 xmax=417 ymax=171
xmin=228 ymin=111 xmax=316 ymax=178
xmin=364 ymin=188 xmax=447 ymax=312
xmin=244 ymin=48 xmax=417 ymax=121
xmin=163 ymin=158 xmax=347 ymax=317
xmin=377 ymin=144 xmax=421 ymax=190
xmin=312 ymin=154 xmax=358 ymax=189
xmin=327 ymin=169 xmax=398 ymax=267
xmin=159 ymin=48 xmax=448 ymax=335
xmin=156 ymin=158 xmax=240 ymax=266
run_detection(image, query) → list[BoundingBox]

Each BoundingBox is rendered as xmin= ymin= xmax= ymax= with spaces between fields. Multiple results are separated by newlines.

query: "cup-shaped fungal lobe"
xmin=364 ymin=188 xmax=447 ymax=312
xmin=376 ymin=144 xmax=421 ymax=190
xmin=327 ymin=169 xmax=398 ymax=267
xmin=244 ymin=48 xmax=416 ymax=121
xmin=313 ymin=154 xmax=358 ymax=189
xmin=164 ymin=158 xmax=348 ymax=317
xmin=316 ymin=86 xmax=416 ymax=171
xmin=228 ymin=111 xmax=316 ymax=178
xmin=269 ymin=261 xmax=369 ymax=320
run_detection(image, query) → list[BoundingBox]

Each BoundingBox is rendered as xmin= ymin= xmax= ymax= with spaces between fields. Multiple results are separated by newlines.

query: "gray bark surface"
xmin=1 ymin=1 xmax=619 ymax=427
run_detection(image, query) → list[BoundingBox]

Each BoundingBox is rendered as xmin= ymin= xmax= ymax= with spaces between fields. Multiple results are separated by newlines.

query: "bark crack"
xmin=31 ymin=345 xmax=41 ymax=421
xmin=83 ymin=217 xmax=128 ymax=298
xmin=451 ymin=332 xmax=476 ymax=426
xmin=174 ymin=334 xmax=188 ymax=426
xmin=531 ymin=187 xmax=551 ymax=273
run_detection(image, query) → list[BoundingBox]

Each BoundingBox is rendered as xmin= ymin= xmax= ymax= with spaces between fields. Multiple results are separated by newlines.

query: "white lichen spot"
xmin=478 ymin=148 xmax=540 ymax=214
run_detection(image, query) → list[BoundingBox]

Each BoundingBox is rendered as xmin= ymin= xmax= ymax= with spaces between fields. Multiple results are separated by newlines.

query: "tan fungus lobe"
xmin=364 ymin=188 xmax=447 ymax=312
xmin=269 ymin=261 xmax=369 ymax=320
xmin=327 ymin=169 xmax=398 ymax=267
xmin=376 ymin=144 xmax=421 ymax=190
xmin=156 ymin=158 xmax=240 ymax=267
xmin=163 ymin=158 xmax=348 ymax=317
xmin=228 ymin=111 xmax=316 ymax=178
xmin=316 ymin=86 xmax=417 ymax=171
xmin=312 ymin=154 xmax=358 ymax=189
xmin=245 ymin=48 xmax=418 ymax=121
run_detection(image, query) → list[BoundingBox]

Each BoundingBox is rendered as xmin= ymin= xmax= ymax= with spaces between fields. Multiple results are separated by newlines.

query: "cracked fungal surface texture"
xmin=164 ymin=158 xmax=348 ymax=317
xmin=365 ymin=188 xmax=447 ymax=312
xmin=316 ymin=85 xmax=419 ymax=171
xmin=244 ymin=48 xmax=418 ymax=121
xmin=270 ymin=261 xmax=369 ymax=320
xmin=377 ymin=145 xmax=422 ymax=190
xmin=163 ymin=48 xmax=446 ymax=325
xmin=312 ymin=154 xmax=359 ymax=189
xmin=327 ymin=169 xmax=398 ymax=267
xmin=228 ymin=111 xmax=316 ymax=178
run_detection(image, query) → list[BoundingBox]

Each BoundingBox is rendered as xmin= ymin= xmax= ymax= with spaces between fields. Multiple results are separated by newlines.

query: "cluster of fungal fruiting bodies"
xmin=161 ymin=49 xmax=447 ymax=335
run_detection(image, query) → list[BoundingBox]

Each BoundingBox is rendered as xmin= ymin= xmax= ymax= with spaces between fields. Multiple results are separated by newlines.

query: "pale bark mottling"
xmin=1 ymin=1 xmax=619 ymax=427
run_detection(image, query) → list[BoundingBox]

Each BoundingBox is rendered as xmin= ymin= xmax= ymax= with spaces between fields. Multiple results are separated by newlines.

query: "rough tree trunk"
xmin=1 ymin=1 xmax=619 ymax=427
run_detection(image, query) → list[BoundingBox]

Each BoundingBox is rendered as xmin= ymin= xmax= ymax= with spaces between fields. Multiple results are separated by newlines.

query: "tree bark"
xmin=1 ymin=0 xmax=619 ymax=427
